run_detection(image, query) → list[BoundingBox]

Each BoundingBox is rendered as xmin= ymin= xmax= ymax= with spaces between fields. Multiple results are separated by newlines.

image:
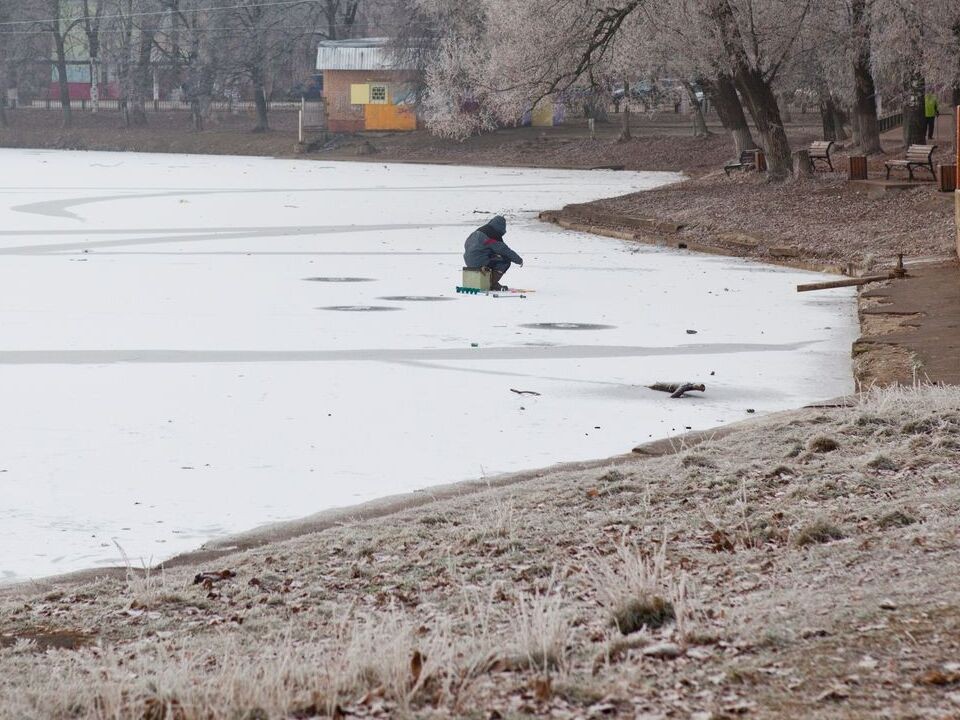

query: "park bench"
xmin=884 ymin=144 xmax=937 ymax=181
xmin=724 ymin=149 xmax=758 ymax=176
xmin=809 ymin=140 xmax=834 ymax=171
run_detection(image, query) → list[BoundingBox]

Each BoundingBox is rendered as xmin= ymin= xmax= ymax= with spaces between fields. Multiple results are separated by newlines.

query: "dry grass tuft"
xmin=510 ymin=588 xmax=570 ymax=672
xmin=611 ymin=596 xmax=675 ymax=635
xmin=764 ymin=464 xmax=796 ymax=480
xmin=865 ymin=453 xmax=899 ymax=471
xmin=876 ymin=510 xmax=917 ymax=529
xmin=806 ymin=435 xmax=839 ymax=453
xmin=588 ymin=541 xmax=691 ymax=638
xmin=794 ymin=518 xmax=847 ymax=547
xmin=680 ymin=453 xmax=717 ymax=469
xmin=597 ymin=468 xmax=626 ymax=483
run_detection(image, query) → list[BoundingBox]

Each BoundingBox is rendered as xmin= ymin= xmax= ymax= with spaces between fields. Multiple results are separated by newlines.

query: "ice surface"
xmin=0 ymin=149 xmax=857 ymax=581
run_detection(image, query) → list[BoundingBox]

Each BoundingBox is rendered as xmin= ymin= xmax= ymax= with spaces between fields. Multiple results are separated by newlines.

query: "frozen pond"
xmin=0 ymin=149 xmax=857 ymax=581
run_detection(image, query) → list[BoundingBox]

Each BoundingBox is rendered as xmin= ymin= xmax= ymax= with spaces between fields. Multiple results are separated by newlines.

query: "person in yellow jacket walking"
xmin=924 ymin=92 xmax=939 ymax=140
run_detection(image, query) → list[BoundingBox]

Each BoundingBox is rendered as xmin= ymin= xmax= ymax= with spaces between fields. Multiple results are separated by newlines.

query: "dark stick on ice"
xmin=510 ymin=388 xmax=542 ymax=396
xmin=648 ymin=382 xmax=706 ymax=398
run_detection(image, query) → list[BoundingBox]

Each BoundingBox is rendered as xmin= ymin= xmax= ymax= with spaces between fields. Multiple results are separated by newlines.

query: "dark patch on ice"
xmin=321 ymin=305 xmax=402 ymax=312
xmin=379 ymin=296 xmax=454 ymax=302
xmin=521 ymin=322 xmax=615 ymax=331
xmin=304 ymin=277 xmax=376 ymax=283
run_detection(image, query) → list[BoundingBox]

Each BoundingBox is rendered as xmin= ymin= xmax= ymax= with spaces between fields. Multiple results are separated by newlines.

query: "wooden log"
xmin=849 ymin=155 xmax=868 ymax=180
xmin=796 ymin=273 xmax=902 ymax=292
xmin=793 ymin=149 xmax=813 ymax=178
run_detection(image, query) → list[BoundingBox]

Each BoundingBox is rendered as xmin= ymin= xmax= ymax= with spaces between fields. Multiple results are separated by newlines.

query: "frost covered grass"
xmin=2 ymin=385 xmax=960 ymax=719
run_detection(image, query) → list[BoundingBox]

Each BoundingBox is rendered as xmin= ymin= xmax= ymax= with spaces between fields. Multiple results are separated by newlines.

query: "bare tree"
xmin=848 ymin=0 xmax=882 ymax=153
xmin=80 ymin=0 xmax=106 ymax=112
xmin=319 ymin=0 xmax=361 ymax=40
xmin=702 ymin=73 xmax=757 ymax=154
xmin=220 ymin=0 xmax=317 ymax=132
xmin=31 ymin=0 xmax=85 ymax=127
xmin=704 ymin=0 xmax=810 ymax=179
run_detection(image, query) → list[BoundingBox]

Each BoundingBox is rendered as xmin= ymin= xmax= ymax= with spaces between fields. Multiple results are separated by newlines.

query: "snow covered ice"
xmin=0 ymin=149 xmax=858 ymax=581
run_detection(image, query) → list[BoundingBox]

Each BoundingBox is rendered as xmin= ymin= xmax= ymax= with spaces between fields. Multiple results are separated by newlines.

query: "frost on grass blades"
xmin=0 ymin=150 xmax=858 ymax=581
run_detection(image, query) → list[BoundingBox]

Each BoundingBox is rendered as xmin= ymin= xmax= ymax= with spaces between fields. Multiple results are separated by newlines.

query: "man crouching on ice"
xmin=463 ymin=215 xmax=524 ymax=291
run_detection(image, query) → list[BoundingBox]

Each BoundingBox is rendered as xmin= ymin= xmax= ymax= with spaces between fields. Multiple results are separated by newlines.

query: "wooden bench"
xmin=724 ymin=150 xmax=757 ymax=176
xmin=885 ymin=144 xmax=937 ymax=181
xmin=809 ymin=140 xmax=834 ymax=171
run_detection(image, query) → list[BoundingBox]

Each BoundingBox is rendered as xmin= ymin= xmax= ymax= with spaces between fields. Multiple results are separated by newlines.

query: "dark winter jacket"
xmin=463 ymin=215 xmax=524 ymax=268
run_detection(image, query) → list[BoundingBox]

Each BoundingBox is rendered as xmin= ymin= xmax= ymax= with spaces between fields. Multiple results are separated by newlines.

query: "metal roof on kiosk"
xmin=316 ymin=38 xmax=416 ymax=71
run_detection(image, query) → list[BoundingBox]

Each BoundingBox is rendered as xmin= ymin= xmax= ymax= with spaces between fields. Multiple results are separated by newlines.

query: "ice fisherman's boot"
xmin=490 ymin=269 xmax=506 ymax=291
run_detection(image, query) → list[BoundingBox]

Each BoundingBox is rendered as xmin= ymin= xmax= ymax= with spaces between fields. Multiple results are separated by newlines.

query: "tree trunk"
xmin=252 ymin=70 xmax=269 ymax=132
xmin=832 ymin=106 xmax=849 ymax=140
xmin=702 ymin=73 xmax=756 ymax=156
xmin=683 ymin=81 xmax=710 ymax=137
xmin=89 ymin=59 xmax=99 ymax=113
xmin=903 ymin=72 xmax=925 ymax=146
xmin=850 ymin=0 xmax=882 ymax=154
xmin=734 ymin=67 xmax=791 ymax=179
xmin=779 ymin=93 xmax=792 ymax=123
xmin=853 ymin=60 xmax=881 ymax=153
xmin=793 ymin=149 xmax=812 ymax=179
xmin=583 ymin=91 xmax=608 ymax=123
xmin=617 ymin=78 xmax=631 ymax=141
xmin=709 ymin=0 xmax=791 ymax=178
xmin=52 ymin=34 xmax=72 ymax=127
xmin=128 ymin=29 xmax=155 ymax=126
xmin=0 ymin=64 xmax=8 ymax=127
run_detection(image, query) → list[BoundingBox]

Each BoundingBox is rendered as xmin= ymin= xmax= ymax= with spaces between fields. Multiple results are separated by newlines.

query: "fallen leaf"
xmin=531 ymin=676 xmax=552 ymax=702
xmin=918 ymin=669 xmax=960 ymax=686
xmin=410 ymin=650 xmax=424 ymax=686
xmin=710 ymin=529 xmax=736 ymax=552
xmin=817 ymin=685 xmax=850 ymax=701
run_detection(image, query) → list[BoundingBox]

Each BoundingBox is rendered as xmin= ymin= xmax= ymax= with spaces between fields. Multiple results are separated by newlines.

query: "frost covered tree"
xmin=402 ymin=0 xmax=648 ymax=138
xmin=870 ymin=0 xmax=960 ymax=146
xmin=408 ymin=0 xmax=810 ymax=176
xmin=701 ymin=0 xmax=812 ymax=179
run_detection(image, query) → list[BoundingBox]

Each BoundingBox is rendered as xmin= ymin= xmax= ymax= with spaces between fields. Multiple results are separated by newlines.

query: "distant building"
xmin=316 ymin=38 xmax=419 ymax=133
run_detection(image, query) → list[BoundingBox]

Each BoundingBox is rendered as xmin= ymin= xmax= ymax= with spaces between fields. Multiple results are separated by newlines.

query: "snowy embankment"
xmin=0 ymin=150 xmax=857 ymax=581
